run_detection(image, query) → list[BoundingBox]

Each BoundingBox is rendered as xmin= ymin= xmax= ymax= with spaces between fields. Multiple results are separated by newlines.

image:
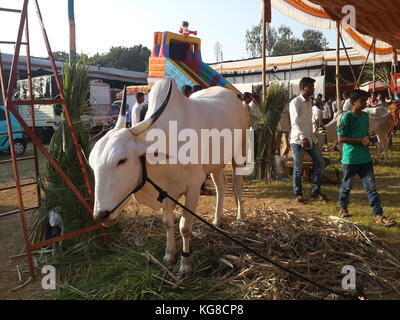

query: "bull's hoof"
xmin=212 ymin=219 xmax=223 ymax=228
xmin=237 ymin=208 xmax=245 ymax=221
xmin=179 ymin=269 xmax=193 ymax=279
xmin=179 ymin=256 xmax=193 ymax=278
xmin=163 ymin=254 xmax=177 ymax=267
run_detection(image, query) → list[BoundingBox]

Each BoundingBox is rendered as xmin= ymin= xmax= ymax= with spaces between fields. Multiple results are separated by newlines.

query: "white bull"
xmin=89 ymin=77 xmax=249 ymax=276
xmin=323 ymin=105 xmax=398 ymax=160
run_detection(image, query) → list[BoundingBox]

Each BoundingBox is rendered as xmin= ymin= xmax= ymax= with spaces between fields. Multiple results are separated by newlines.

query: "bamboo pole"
xmin=68 ymin=0 xmax=76 ymax=63
xmin=288 ymin=39 xmax=294 ymax=99
xmin=339 ymin=34 xmax=357 ymax=84
xmin=262 ymin=3 xmax=267 ymax=102
xmin=336 ymin=21 xmax=341 ymax=111
xmin=395 ymin=49 xmax=398 ymax=94
xmin=373 ymin=38 xmax=376 ymax=92
xmin=356 ymin=41 xmax=374 ymax=88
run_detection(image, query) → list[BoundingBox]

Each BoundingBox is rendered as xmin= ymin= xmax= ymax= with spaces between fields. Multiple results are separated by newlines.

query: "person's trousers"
xmin=290 ymin=143 xmax=325 ymax=196
xmin=276 ymin=131 xmax=290 ymax=157
xmin=339 ymin=161 xmax=383 ymax=216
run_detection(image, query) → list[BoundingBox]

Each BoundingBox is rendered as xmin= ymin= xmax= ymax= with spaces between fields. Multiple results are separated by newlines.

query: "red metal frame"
xmin=0 ymin=0 xmax=108 ymax=279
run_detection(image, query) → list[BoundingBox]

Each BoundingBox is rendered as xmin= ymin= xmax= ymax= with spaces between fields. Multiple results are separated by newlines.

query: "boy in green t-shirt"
xmin=337 ymin=90 xmax=396 ymax=226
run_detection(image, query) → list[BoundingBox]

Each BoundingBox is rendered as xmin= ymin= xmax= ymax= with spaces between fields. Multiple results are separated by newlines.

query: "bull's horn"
xmin=115 ymin=85 xmax=127 ymax=130
xmin=130 ymin=79 xmax=172 ymax=136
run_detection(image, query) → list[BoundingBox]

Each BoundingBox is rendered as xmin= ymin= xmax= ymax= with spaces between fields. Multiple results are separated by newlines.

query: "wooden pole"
xmin=395 ymin=50 xmax=398 ymax=94
xmin=336 ymin=21 xmax=341 ymax=111
xmin=356 ymin=41 xmax=374 ymax=88
xmin=373 ymin=38 xmax=376 ymax=93
xmin=288 ymin=39 xmax=294 ymax=99
xmin=339 ymin=34 xmax=357 ymax=84
xmin=68 ymin=0 xmax=76 ymax=63
xmin=262 ymin=2 xmax=267 ymax=102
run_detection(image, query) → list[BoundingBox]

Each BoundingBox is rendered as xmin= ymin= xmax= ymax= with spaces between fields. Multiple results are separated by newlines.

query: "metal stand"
xmin=0 ymin=0 xmax=107 ymax=279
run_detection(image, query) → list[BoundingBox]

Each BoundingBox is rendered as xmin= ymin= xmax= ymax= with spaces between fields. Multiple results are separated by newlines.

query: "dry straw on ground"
xmin=118 ymin=208 xmax=400 ymax=300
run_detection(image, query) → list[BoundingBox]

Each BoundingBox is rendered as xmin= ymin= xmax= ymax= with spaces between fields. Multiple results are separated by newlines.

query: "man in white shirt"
xmin=342 ymin=91 xmax=351 ymax=113
xmin=131 ymin=93 xmax=146 ymax=125
xmin=289 ymin=77 xmax=327 ymax=204
xmin=321 ymin=99 xmax=333 ymax=124
xmin=332 ymin=97 xmax=338 ymax=114
xmin=312 ymin=100 xmax=326 ymax=147
xmin=312 ymin=102 xmax=322 ymax=134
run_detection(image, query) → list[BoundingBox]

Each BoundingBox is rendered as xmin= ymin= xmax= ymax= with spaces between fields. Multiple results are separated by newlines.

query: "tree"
xmin=90 ymin=45 xmax=151 ymax=72
xmin=45 ymin=45 xmax=151 ymax=72
xmin=245 ymin=22 xmax=277 ymax=57
xmin=271 ymin=26 xmax=295 ymax=56
xmin=245 ymin=24 xmax=329 ymax=57
xmin=301 ymin=30 xmax=328 ymax=52
xmin=52 ymin=51 xmax=70 ymax=62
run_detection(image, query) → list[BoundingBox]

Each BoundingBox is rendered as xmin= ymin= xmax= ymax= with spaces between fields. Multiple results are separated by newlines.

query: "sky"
xmin=0 ymin=0 xmax=342 ymax=64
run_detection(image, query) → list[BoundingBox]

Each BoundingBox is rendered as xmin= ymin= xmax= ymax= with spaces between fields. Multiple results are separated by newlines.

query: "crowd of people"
xmin=288 ymin=77 xmax=396 ymax=226
xmin=235 ymin=78 xmax=397 ymax=226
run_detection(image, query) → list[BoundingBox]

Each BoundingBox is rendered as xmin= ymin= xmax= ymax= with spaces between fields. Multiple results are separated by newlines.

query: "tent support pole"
xmin=339 ymin=33 xmax=357 ymax=84
xmin=373 ymin=38 xmax=376 ymax=92
xmin=356 ymin=41 xmax=374 ymax=88
xmin=336 ymin=21 xmax=341 ymax=111
xmin=262 ymin=16 xmax=267 ymax=101
xmin=392 ymin=48 xmax=398 ymax=97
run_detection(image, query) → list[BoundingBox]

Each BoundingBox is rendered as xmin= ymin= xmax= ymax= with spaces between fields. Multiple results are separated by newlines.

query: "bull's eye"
xmin=117 ymin=158 xmax=127 ymax=166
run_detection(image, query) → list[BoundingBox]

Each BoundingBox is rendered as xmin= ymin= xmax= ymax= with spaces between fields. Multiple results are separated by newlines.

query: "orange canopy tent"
xmin=270 ymin=0 xmax=400 ymax=62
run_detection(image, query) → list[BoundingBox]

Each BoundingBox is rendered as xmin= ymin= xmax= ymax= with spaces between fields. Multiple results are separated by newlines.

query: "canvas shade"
xmin=271 ymin=0 xmax=400 ymax=63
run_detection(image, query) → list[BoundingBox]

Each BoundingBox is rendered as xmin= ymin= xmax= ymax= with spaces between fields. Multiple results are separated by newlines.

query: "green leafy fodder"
xmin=57 ymin=240 xmax=229 ymax=300
xmin=30 ymin=59 xmax=100 ymax=249
xmin=251 ymin=82 xmax=289 ymax=180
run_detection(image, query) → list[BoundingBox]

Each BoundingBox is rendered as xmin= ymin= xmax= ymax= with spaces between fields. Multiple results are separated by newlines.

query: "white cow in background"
xmin=89 ymin=77 xmax=249 ymax=277
xmin=323 ymin=105 xmax=399 ymax=160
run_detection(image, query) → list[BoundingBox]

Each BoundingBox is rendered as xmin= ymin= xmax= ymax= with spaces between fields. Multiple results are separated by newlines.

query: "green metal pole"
xmin=68 ymin=0 xmax=76 ymax=63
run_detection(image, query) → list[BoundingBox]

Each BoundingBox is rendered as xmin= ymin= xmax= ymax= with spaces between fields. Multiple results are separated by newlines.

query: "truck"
xmin=15 ymin=75 xmax=113 ymax=142
xmin=84 ymin=80 xmax=112 ymax=131
xmin=16 ymin=75 xmax=60 ymax=144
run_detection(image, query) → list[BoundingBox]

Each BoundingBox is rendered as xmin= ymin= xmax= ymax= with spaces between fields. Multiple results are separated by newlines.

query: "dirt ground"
xmin=0 ymin=173 xmax=323 ymax=300
xmin=1 ymin=140 xmax=398 ymax=299
xmin=0 ymin=182 xmax=52 ymax=299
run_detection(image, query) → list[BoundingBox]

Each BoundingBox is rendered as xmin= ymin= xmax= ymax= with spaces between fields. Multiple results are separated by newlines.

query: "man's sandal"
xmin=339 ymin=208 xmax=352 ymax=218
xmin=311 ymin=193 xmax=329 ymax=202
xmin=375 ymin=216 xmax=396 ymax=227
xmin=296 ymin=195 xmax=307 ymax=204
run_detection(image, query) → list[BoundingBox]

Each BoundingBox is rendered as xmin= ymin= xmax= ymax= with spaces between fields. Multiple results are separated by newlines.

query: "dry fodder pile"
xmin=117 ymin=208 xmax=400 ymax=300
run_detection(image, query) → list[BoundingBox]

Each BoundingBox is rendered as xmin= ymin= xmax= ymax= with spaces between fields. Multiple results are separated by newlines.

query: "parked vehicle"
xmin=16 ymin=75 xmax=60 ymax=144
xmin=0 ymin=105 xmax=27 ymax=156
xmin=16 ymin=75 xmax=113 ymax=140
xmin=111 ymin=101 xmax=122 ymax=124
xmin=84 ymin=81 xmax=113 ymax=131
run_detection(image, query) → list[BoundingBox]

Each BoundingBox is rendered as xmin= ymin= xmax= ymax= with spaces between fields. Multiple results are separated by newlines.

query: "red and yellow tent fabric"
xmin=271 ymin=0 xmax=400 ymax=62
